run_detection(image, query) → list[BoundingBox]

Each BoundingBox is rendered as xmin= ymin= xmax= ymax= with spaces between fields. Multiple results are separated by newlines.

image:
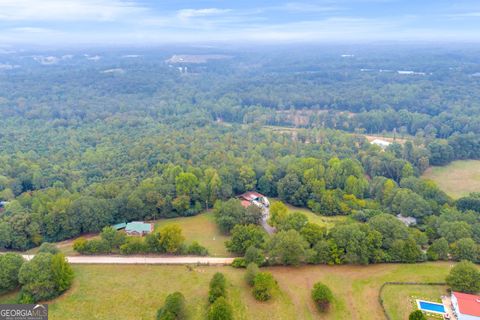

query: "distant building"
xmin=396 ymin=214 xmax=417 ymax=226
xmin=125 ymin=221 xmax=153 ymax=236
xmin=370 ymin=139 xmax=391 ymax=149
xmin=451 ymin=291 xmax=480 ymax=320
xmin=239 ymin=191 xmax=270 ymax=208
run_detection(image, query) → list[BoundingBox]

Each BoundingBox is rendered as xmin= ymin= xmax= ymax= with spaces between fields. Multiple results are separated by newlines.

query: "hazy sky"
xmin=0 ymin=0 xmax=479 ymax=46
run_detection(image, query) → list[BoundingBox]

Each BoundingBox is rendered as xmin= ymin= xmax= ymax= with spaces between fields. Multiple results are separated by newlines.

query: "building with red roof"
xmin=452 ymin=291 xmax=480 ymax=320
xmin=238 ymin=191 xmax=270 ymax=208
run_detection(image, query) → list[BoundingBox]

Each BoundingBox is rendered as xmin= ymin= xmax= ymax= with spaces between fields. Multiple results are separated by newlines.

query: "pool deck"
xmin=441 ymin=296 xmax=457 ymax=320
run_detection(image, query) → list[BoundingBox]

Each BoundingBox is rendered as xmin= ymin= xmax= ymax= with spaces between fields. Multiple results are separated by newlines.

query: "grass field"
xmin=422 ymin=160 xmax=480 ymax=198
xmin=381 ymin=284 xmax=448 ymax=320
xmin=282 ymin=202 xmax=348 ymax=229
xmin=154 ymin=211 xmax=231 ymax=257
xmin=0 ymin=262 xmax=458 ymax=320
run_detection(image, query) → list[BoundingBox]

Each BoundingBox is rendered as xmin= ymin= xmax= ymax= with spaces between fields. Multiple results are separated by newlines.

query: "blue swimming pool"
xmin=417 ymin=300 xmax=446 ymax=314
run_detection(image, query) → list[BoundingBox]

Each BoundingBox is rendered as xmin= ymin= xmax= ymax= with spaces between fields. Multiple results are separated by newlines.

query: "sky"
xmin=0 ymin=0 xmax=479 ymax=47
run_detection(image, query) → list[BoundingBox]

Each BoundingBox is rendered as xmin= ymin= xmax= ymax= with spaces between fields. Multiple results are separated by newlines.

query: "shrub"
xmin=446 ymin=260 xmax=480 ymax=293
xmin=231 ymin=258 xmax=246 ymax=268
xmin=18 ymin=253 xmax=74 ymax=303
xmin=0 ymin=253 xmax=24 ymax=293
xmin=187 ymin=241 xmax=209 ymax=256
xmin=253 ymin=272 xmax=276 ymax=301
xmin=157 ymin=292 xmax=186 ymax=320
xmin=101 ymin=226 xmax=127 ymax=250
xmin=159 ymin=225 xmax=185 ymax=254
xmin=244 ymin=246 xmax=265 ymax=266
xmin=120 ymin=237 xmax=148 ymax=255
xmin=311 ymin=282 xmax=333 ymax=312
xmin=208 ymin=297 xmax=233 ymax=320
xmin=38 ymin=242 xmax=60 ymax=254
xmin=73 ymin=237 xmax=87 ymax=253
xmin=84 ymin=239 xmax=111 ymax=254
xmin=209 ymin=272 xmax=227 ymax=304
xmin=244 ymin=263 xmax=259 ymax=287
xmin=409 ymin=310 xmax=427 ymax=320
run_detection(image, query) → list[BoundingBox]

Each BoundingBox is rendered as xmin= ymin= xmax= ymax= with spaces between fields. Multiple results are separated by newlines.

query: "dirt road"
xmin=19 ymin=254 xmax=234 ymax=265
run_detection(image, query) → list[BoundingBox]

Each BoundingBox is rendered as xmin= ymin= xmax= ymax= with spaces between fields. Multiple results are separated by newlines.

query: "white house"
xmin=451 ymin=292 xmax=480 ymax=320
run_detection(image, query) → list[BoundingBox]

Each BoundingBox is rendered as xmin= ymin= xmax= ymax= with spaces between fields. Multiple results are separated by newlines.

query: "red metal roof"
xmin=240 ymin=200 xmax=251 ymax=208
xmin=453 ymin=291 xmax=480 ymax=317
xmin=239 ymin=191 xmax=264 ymax=201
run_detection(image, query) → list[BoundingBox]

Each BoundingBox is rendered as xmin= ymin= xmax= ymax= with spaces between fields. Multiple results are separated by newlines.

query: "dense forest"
xmin=0 ymin=45 xmax=479 ymax=264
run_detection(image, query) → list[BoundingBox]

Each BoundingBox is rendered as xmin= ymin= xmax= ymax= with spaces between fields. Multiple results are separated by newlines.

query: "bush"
xmin=231 ymin=258 xmax=246 ymax=268
xmin=73 ymin=237 xmax=87 ymax=253
xmin=208 ymin=297 xmax=233 ymax=320
xmin=252 ymin=272 xmax=276 ymax=301
xmin=446 ymin=260 xmax=480 ymax=293
xmin=409 ymin=310 xmax=427 ymax=320
xmin=244 ymin=263 xmax=259 ymax=287
xmin=18 ymin=253 xmax=74 ymax=303
xmin=244 ymin=246 xmax=265 ymax=266
xmin=159 ymin=225 xmax=185 ymax=254
xmin=0 ymin=253 xmax=24 ymax=293
xmin=311 ymin=282 xmax=333 ymax=312
xmin=187 ymin=241 xmax=209 ymax=256
xmin=209 ymin=272 xmax=227 ymax=304
xmin=157 ymin=292 xmax=186 ymax=320
xmin=38 ymin=242 xmax=60 ymax=254
xmin=100 ymin=226 xmax=127 ymax=250
xmin=120 ymin=237 xmax=148 ymax=254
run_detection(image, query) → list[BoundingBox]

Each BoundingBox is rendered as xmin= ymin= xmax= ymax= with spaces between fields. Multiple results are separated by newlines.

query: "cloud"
xmin=0 ymin=0 xmax=147 ymax=21
xmin=177 ymin=8 xmax=232 ymax=21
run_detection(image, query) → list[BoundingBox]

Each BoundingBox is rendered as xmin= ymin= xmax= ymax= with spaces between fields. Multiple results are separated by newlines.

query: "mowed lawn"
xmin=0 ymin=262 xmax=456 ymax=320
xmin=381 ymin=284 xmax=449 ymax=320
xmin=155 ymin=211 xmax=231 ymax=257
xmin=422 ymin=160 xmax=480 ymax=198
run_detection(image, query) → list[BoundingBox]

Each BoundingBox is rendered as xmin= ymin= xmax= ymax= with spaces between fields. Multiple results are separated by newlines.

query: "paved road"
xmin=20 ymin=254 xmax=234 ymax=265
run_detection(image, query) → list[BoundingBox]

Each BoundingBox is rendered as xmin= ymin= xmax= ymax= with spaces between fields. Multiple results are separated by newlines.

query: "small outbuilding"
xmin=451 ymin=291 xmax=480 ymax=320
xmin=125 ymin=221 xmax=153 ymax=236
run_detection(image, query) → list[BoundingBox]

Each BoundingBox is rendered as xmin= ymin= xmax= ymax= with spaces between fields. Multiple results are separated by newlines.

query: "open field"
xmin=282 ymin=202 xmax=348 ymax=229
xmin=0 ymin=262 xmax=458 ymax=320
xmin=381 ymin=284 xmax=448 ymax=320
xmin=155 ymin=211 xmax=231 ymax=257
xmin=422 ymin=160 xmax=480 ymax=198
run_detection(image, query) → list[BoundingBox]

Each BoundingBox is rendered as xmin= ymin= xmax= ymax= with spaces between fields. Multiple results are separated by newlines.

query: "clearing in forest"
xmin=422 ymin=160 xmax=480 ymax=198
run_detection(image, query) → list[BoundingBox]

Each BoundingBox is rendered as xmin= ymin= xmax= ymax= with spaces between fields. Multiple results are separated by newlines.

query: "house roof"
xmin=112 ymin=222 xmax=127 ymax=230
xmin=239 ymin=191 xmax=264 ymax=201
xmin=240 ymin=200 xmax=251 ymax=208
xmin=453 ymin=291 xmax=480 ymax=317
xmin=125 ymin=221 xmax=153 ymax=233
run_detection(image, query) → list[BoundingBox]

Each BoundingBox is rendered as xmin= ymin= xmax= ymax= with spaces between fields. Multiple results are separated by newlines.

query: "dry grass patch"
xmin=422 ymin=160 xmax=480 ymax=198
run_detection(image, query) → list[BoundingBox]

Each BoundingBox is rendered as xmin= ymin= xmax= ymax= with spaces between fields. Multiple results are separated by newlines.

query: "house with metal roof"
xmin=125 ymin=221 xmax=153 ymax=236
xmin=452 ymin=291 xmax=480 ymax=320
